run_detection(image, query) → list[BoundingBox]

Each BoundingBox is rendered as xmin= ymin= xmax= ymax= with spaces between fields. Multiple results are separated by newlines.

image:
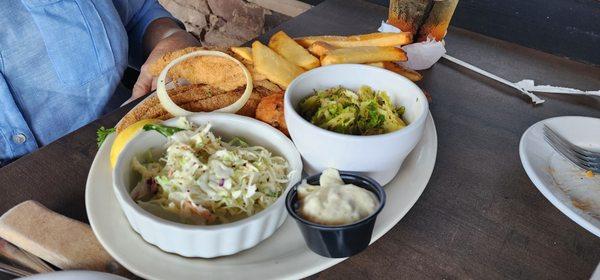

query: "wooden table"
xmin=1 ymin=0 xmax=599 ymax=278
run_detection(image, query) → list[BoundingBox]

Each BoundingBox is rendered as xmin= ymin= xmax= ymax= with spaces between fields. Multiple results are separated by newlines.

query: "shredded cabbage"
xmin=298 ymin=86 xmax=406 ymax=135
xmin=130 ymin=120 xmax=290 ymax=225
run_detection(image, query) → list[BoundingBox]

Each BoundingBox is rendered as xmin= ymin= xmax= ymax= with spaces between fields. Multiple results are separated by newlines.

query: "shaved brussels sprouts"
xmin=298 ymin=86 xmax=406 ymax=135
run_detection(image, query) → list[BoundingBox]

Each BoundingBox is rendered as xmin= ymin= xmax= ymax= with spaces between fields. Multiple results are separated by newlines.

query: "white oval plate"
xmin=21 ymin=271 xmax=127 ymax=280
xmin=86 ymin=113 xmax=437 ymax=280
xmin=520 ymin=116 xmax=600 ymax=237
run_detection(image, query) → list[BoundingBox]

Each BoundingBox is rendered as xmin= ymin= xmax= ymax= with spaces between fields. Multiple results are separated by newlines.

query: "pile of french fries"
xmin=230 ymin=31 xmax=422 ymax=89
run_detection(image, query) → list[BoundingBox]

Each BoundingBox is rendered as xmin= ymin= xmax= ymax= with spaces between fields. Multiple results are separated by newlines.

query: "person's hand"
xmin=128 ymin=19 xmax=200 ymax=104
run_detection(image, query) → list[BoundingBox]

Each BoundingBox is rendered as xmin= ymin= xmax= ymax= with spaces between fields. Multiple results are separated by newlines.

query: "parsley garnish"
xmin=96 ymin=126 xmax=115 ymax=147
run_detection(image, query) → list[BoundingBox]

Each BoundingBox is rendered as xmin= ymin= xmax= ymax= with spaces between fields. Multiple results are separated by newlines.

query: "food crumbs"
xmin=572 ymin=198 xmax=590 ymax=211
xmin=585 ymin=170 xmax=594 ymax=178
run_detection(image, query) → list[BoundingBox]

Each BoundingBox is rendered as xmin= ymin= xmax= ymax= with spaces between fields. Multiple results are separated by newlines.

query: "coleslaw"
xmin=130 ymin=118 xmax=290 ymax=225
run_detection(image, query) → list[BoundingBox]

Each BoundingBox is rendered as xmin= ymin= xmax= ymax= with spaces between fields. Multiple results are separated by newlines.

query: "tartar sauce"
xmin=297 ymin=169 xmax=378 ymax=226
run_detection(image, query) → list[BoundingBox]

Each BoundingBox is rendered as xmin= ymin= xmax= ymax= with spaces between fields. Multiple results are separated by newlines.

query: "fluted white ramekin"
xmin=112 ymin=113 xmax=303 ymax=258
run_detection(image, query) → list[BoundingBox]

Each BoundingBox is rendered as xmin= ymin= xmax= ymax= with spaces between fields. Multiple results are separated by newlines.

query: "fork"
xmin=0 ymin=260 xmax=33 ymax=277
xmin=543 ymin=124 xmax=600 ymax=173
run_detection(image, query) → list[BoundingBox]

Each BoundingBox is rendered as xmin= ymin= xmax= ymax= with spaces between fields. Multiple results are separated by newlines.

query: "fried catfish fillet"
xmin=116 ymin=84 xmax=278 ymax=132
xmin=148 ymin=46 xmax=277 ymax=91
xmin=128 ymin=47 xmax=285 ymax=134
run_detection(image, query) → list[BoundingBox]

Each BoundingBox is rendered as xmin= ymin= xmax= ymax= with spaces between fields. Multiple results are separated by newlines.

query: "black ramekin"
xmin=285 ymin=171 xmax=386 ymax=258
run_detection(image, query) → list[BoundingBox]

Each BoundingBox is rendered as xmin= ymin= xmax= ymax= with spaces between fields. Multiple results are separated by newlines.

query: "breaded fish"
xmin=116 ymin=84 xmax=278 ymax=132
xmin=120 ymin=47 xmax=286 ymax=133
xmin=148 ymin=47 xmax=273 ymax=91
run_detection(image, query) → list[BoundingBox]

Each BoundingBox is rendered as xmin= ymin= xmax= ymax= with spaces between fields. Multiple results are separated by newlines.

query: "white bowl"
xmin=284 ymin=64 xmax=429 ymax=185
xmin=112 ymin=113 xmax=303 ymax=258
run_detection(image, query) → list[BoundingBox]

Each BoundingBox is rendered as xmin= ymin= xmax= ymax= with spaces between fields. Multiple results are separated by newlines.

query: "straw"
xmin=442 ymin=54 xmax=600 ymax=104
xmin=442 ymin=54 xmax=545 ymax=104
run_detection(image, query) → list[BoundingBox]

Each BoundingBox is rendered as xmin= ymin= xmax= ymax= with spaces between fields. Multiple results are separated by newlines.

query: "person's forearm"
xmin=141 ymin=18 xmax=197 ymax=56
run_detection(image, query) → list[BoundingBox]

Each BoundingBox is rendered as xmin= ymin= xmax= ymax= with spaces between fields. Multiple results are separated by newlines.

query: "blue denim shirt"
xmin=0 ymin=0 xmax=174 ymax=165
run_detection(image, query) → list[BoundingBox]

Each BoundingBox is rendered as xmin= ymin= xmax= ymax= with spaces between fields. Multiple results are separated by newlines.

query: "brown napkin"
xmin=0 ymin=200 xmax=129 ymax=276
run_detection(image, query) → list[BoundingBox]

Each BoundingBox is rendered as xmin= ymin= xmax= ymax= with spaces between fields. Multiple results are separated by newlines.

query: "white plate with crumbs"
xmin=520 ymin=116 xmax=600 ymax=237
xmin=85 ymin=113 xmax=437 ymax=280
xmin=20 ymin=271 xmax=127 ymax=280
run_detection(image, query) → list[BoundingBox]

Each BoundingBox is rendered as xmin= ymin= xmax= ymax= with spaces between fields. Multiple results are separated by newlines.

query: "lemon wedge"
xmin=110 ymin=119 xmax=159 ymax=168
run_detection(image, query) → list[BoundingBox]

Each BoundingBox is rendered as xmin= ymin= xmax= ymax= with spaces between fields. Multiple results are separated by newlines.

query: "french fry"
xmin=295 ymin=32 xmax=412 ymax=48
xmin=252 ymin=41 xmax=305 ymax=88
xmin=307 ymin=41 xmax=337 ymax=57
xmin=366 ymin=62 xmax=385 ymax=68
xmin=320 ymin=46 xmax=407 ymax=66
xmin=269 ymin=31 xmax=320 ymax=70
xmin=230 ymin=47 xmax=253 ymax=62
xmin=382 ymin=61 xmax=422 ymax=81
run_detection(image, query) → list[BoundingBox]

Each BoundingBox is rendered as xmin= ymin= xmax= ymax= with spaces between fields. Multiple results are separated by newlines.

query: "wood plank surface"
xmin=0 ymin=0 xmax=599 ymax=279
